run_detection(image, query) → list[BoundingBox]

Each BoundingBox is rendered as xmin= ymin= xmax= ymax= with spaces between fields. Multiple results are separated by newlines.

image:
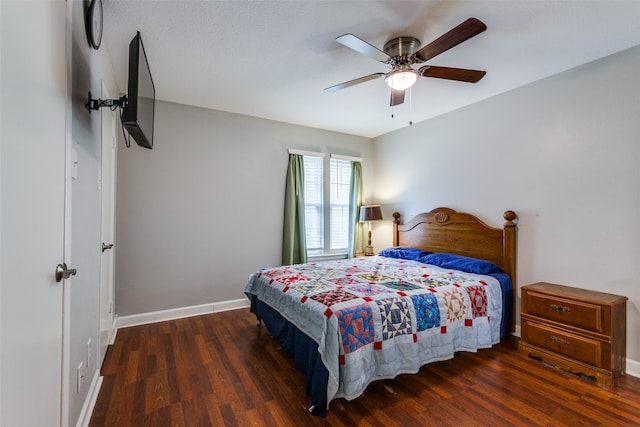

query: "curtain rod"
xmin=288 ymin=149 xmax=325 ymax=157
xmin=330 ymin=153 xmax=362 ymax=162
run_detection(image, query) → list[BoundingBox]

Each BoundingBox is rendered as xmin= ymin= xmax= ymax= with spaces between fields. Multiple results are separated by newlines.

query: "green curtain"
xmin=282 ymin=154 xmax=307 ymax=265
xmin=347 ymin=161 xmax=364 ymax=258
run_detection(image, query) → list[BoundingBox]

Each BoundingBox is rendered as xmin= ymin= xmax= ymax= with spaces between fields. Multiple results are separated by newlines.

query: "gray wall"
xmin=372 ymin=45 xmax=640 ymax=363
xmin=115 ymin=101 xmax=373 ymax=315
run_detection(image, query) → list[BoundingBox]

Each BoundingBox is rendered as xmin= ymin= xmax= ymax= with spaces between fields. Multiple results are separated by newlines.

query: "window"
xmin=303 ymin=155 xmax=353 ymax=256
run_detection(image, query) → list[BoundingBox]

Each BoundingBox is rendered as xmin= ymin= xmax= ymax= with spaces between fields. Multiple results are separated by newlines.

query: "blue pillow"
xmin=418 ymin=253 xmax=503 ymax=275
xmin=378 ymin=247 xmax=432 ymax=261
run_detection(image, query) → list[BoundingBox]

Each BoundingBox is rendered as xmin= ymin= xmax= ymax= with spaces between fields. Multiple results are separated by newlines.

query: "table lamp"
xmin=359 ymin=205 xmax=383 ymax=256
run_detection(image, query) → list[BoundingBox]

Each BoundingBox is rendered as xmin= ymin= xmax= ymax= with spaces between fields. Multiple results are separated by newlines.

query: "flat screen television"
xmin=121 ymin=31 xmax=155 ymax=149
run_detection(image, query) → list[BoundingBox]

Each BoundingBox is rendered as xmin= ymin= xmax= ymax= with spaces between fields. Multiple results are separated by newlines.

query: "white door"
xmin=99 ymin=82 xmax=117 ymax=365
xmin=0 ymin=2 xmax=69 ymax=426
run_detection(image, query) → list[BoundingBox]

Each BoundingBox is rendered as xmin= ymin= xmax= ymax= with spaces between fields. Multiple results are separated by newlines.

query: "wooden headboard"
xmin=393 ymin=206 xmax=518 ymax=293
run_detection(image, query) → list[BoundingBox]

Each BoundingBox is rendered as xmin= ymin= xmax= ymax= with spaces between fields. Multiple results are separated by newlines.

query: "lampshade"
xmin=359 ymin=205 xmax=383 ymax=222
xmin=385 ymin=70 xmax=418 ymax=91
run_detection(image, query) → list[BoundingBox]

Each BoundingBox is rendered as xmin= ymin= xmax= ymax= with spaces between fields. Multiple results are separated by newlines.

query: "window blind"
xmin=329 ymin=158 xmax=352 ymax=250
xmin=303 ymin=156 xmax=323 ymax=251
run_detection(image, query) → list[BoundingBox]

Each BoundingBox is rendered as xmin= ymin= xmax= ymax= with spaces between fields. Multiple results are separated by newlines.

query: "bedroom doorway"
xmin=99 ymin=82 xmax=117 ymax=367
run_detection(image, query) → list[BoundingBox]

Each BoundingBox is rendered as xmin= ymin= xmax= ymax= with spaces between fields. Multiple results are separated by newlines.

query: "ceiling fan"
xmin=324 ymin=18 xmax=487 ymax=106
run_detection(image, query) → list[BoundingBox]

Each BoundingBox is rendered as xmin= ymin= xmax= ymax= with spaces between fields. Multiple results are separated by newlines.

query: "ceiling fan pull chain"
xmin=409 ymin=87 xmax=413 ymax=125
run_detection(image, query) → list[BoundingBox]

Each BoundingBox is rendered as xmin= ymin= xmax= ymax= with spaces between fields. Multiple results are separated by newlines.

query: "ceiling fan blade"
xmin=336 ymin=34 xmax=391 ymax=63
xmin=419 ymin=66 xmax=486 ymax=83
xmin=412 ymin=18 xmax=487 ymax=63
xmin=324 ymin=73 xmax=385 ymax=93
xmin=390 ymin=89 xmax=405 ymax=106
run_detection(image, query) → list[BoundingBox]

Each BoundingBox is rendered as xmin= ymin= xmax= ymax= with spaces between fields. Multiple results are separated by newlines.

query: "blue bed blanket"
xmin=245 ymin=256 xmax=506 ymax=414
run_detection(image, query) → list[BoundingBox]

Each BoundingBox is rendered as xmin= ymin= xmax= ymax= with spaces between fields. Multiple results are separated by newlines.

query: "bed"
xmin=245 ymin=207 xmax=517 ymax=416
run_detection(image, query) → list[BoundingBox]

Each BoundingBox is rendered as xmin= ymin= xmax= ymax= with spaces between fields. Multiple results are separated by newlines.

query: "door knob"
xmin=55 ymin=263 xmax=77 ymax=283
xmin=102 ymin=243 xmax=114 ymax=252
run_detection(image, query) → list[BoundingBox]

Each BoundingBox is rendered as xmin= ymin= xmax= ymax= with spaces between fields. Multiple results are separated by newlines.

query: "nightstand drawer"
xmin=522 ymin=320 xmax=602 ymax=367
xmin=526 ymin=291 xmax=602 ymax=333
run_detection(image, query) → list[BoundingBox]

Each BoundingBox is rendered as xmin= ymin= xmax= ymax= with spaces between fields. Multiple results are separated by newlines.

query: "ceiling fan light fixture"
xmin=385 ymin=70 xmax=418 ymax=91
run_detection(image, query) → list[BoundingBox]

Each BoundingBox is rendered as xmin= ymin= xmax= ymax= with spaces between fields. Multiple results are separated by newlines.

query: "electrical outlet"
xmin=87 ymin=338 xmax=92 ymax=370
xmin=77 ymin=361 xmax=84 ymax=393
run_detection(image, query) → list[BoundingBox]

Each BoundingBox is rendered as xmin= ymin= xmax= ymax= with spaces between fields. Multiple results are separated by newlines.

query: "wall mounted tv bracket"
xmin=86 ymin=91 xmax=128 ymax=112
xmin=86 ymin=91 xmax=135 ymax=148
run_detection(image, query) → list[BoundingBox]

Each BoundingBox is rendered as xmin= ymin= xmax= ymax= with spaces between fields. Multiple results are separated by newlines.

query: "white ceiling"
xmin=102 ymin=0 xmax=640 ymax=138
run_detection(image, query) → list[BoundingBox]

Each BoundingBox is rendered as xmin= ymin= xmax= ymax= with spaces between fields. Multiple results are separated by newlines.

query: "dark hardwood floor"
xmin=89 ymin=309 xmax=640 ymax=426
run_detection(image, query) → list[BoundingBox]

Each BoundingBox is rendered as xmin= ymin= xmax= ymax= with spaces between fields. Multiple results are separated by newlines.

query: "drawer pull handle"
xmin=549 ymin=336 xmax=570 ymax=347
xmin=550 ymin=304 xmax=571 ymax=313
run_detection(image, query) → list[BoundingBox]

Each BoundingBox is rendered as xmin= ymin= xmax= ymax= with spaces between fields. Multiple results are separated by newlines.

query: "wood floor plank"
xmin=124 ymin=349 xmax=139 ymax=384
xmin=201 ymin=393 xmax=226 ymax=427
xmin=89 ymin=308 xmax=640 ymax=426
xmin=144 ymin=374 xmax=169 ymax=414
xmin=169 ymin=402 xmax=187 ymax=427
xmin=576 ymin=394 xmax=640 ymax=426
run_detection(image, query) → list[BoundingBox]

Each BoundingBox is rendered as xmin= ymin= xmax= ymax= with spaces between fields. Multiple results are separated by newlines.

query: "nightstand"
xmin=519 ymin=282 xmax=627 ymax=388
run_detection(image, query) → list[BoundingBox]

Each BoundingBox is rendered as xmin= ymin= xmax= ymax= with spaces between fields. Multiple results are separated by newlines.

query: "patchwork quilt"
xmin=244 ymin=256 xmax=502 ymax=408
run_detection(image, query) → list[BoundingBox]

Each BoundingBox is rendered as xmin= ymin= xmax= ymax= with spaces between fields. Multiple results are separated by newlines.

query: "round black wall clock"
xmin=86 ymin=0 xmax=103 ymax=49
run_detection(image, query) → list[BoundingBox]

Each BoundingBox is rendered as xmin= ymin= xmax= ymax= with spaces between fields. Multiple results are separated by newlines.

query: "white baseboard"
xmin=114 ymin=298 xmax=250 ymax=329
xmin=76 ymin=369 xmax=102 ymax=427
xmin=626 ymin=357 xmax=640 ymax=378
xmin=109 ymin=318 xmax=118 ymax=345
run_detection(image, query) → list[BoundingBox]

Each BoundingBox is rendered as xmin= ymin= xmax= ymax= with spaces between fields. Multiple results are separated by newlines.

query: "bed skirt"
xmin=251 ymin=296 xmax=330 ymax=416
